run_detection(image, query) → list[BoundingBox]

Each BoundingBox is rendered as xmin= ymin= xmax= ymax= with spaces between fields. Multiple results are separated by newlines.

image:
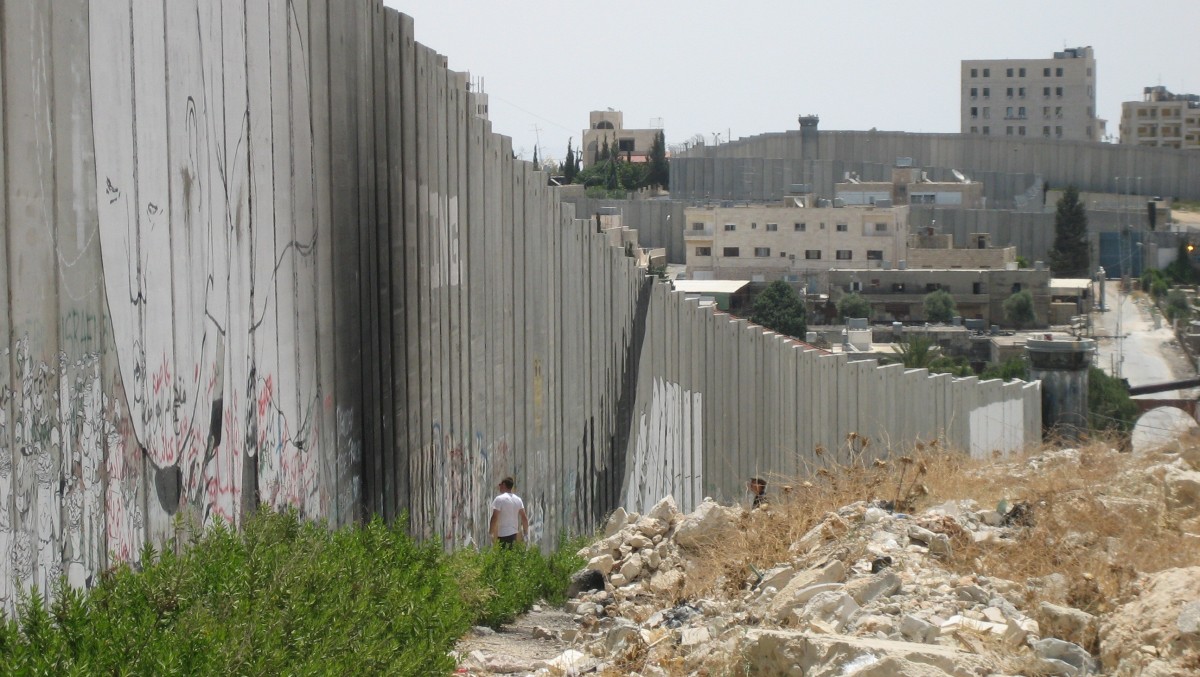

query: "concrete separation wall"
xmin=672 ymin=130 xmax=1200 ymax=204
xmin=0 ymin=0 xmax=1041 ymax=610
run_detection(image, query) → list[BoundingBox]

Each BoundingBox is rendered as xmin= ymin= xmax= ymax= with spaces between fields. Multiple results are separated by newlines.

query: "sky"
xmin=383 ymin=0 xmax=1200 ymax=164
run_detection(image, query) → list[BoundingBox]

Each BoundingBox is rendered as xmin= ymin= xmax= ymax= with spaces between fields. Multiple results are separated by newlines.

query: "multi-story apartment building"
xmin=683 ymin=201 xmax=909 ymax=282
xmin=1120 ymin=86 xmax=1200 ymax=150
xmin=581 ymin=110 xmax=662 ymax=167
xmin=961 ymin=46 xmax=1104 ymax=142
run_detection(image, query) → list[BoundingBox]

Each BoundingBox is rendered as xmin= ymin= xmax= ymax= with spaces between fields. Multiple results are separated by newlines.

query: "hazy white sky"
xmin=384 ymin=0 xmax=1200 ymax=163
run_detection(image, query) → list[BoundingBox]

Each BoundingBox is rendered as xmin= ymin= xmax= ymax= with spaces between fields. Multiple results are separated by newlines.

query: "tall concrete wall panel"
xmin=0 ymin=1 xmax=1041 ymax=610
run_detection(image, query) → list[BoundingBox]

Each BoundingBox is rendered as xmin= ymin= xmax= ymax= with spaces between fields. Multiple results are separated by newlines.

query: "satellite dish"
xmin=952 ymin=169 xmax=968 ymax=183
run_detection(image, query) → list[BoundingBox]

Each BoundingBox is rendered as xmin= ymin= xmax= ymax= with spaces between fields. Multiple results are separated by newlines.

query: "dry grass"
xmin=677 ymin=433 xmax=1200 ymax=613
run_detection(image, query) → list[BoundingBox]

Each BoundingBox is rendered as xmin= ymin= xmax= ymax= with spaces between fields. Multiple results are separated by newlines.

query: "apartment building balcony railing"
xmin=684 ymin=227 xmax=714 ymax=239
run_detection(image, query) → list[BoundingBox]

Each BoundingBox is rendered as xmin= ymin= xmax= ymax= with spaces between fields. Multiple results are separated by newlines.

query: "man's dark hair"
xmin=750 ymin=477 xmax=766 ymax=492
xmin=500 ymin=477 xmax=515 ymax=490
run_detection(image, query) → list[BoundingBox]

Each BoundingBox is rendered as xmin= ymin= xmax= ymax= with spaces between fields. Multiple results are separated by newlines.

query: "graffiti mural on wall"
xmin=87 ymin=0 xmax=326 ymax=534
xmin=626 ymin=378 xmax=703 ymax=516
xmin=0 ymin=339 xmax=120 ymax=612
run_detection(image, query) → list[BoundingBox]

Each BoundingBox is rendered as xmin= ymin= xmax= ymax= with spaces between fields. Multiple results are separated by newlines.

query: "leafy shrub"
xmin=837 ymin=292 xmax=872 ymax=322
xmin=0 ymin=510 xmax=587 ymax=675
xmin=980 ymin=356 xmax=1029 ymax=382
xmin=922 ymin=289 xmax=957 ymax=324
xmin=1088 ymin=367 xmax=1138 ymax=433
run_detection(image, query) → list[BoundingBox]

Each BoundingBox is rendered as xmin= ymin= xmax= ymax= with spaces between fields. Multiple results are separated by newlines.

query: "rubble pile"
xmin=457 ymin=445 xmax=1200 ymax=676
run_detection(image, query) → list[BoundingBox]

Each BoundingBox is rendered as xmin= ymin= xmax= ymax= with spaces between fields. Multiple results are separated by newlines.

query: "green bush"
xmin=980 ymin=357 xmax=1029 ymax=382
xmin=0 ymin=510 xmax=588 ymax=675
xmin=1088 ymin=367 xmax=1138 ymax=433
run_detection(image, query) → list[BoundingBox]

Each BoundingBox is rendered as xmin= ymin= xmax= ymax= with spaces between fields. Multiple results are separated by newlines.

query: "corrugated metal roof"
xmin=672 ymin=280 xmax=751 ymax=294
xmin=1050 ymin=278 xmax=1092 ymax=291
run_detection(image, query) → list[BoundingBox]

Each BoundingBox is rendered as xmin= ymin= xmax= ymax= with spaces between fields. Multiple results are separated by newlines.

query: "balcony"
xmin=684 ymin=227 xmax=714 ymax=240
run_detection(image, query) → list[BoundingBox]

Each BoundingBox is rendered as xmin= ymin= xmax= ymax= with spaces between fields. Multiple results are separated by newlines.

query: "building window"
xmin=617 ymin=138 xmax=635 ymax=152
xmin=982 ymin=87 xmax=990 ymax=98
xmin=1055 ymin=126 xmax=1063 ymax=137
xmin=805 ymin=250 xmax=821 ymax=260
xmin=723 ymin=247 xmax=740 ymax=257
xmin=1006 ymin=106 xmax=1013 ymax=118
xmin=691 ymin=222 xmax=705 ymax=231
xmin=970 ymin=87 xmax=978 ymax=98
xmin=695 ymin=246 xmax=711 ymax=256
xmin=794 ymin=222 xmax=806 ymax=232
xmin=866 ymin=250 xmax=883 ymax=260
xmin=970 ymin=106 xmax=978 ymax=118
xmin=1056 ymin=86 xmax=1063 ymax=97
xmin=1006 ymin=126 xmax=1014 ymax=135
xmin=724 ymin=223 xmax=736 ymax=231
xmin=1006 ymin=87 xmax=1014 ymax=98
xmin=983 ymin=68 xmax=990 ymax=77
xmin=1019 ymin=126 xmax=1026 ymax=136
xmin=1043 ymin=86 xmax=1050 ymax=97
xmin=1018 ymin=87 xmax=1026 ymax=98
xmin=1055 ymin=67 xmax=1063 ymax=76
xmin=751 ymin=222 xmax=757 ymax=229
xmin=1043 ymin=106 xmax=1050 ymax=118
xmin=779 ymin=252 xmax=787 ymax=257
xmin=970 ymin=67 xmax=978 ymax=77
xmin=1019 ymin=67 xmax=1026 ymax=77
xmin=875 ymin=222 xmax=888 ymax=232
xmin=1043 ymin=67 xmax=1050 ymax=77
xmin=1018 ymin=106 xmax=1026 ymax=117
xmin=970 ymin=126 xmax=978 ymax=134
xmin=973 ymin=282 xmax=983 ymax=294
xmin=766 ymin=223 xmax=778 ymax=232
xmin=836 ymin=250 xmax=853 ymax=260
xmin=1006 ymin=67 xmax=1013 ymax=77
xmin=1043 ymin=126 xmax=1050 ymax=137
xmin=836 ymin=223 xmax=848 ymax=232
xmin=1011 ymin=283 xmax=1022 ymax=293
xmin=754 ymin=247 xmax=770 ymax=257
xmin=983 ymin=107 xmax=990 ymax=119
xmin=982 ymin=126 xmax=990 ymax=134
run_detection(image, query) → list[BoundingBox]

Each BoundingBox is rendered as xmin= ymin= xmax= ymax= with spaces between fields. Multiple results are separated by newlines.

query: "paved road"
xmin=1092 ymin=281 xmax=1197 ymax=399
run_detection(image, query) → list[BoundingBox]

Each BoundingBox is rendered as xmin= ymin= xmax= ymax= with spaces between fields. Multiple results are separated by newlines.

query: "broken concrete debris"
xmin=457 ymin=446 xmax=1200 ymax=676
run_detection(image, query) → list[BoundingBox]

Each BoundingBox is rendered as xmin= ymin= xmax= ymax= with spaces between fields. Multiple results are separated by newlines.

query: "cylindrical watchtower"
xmin=1025 ymin=337 xmax=1096 ymax=440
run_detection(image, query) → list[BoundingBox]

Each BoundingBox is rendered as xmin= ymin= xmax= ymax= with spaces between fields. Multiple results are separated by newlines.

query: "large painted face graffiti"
xmin=89 ymin=0 xmax=322 ymax=526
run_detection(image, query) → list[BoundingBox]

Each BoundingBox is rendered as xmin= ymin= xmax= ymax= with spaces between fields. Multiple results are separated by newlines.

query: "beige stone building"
xmin=835 ymin=165 xmax=984 ymax=209
xmin=683 ymin=201 xmax=909 ymax=282
xmin=1119 ymin=86 xmax=1200 ymax=150
xmin=906 ymin=231 xmax=1017 ymax=269
xmin=961 ymin=46 xmax=1104 ymax=142
xmin=826 ymin=267 xmax=1051 ymax=326
xmin=582 ymin=110 xmax=661 ymax=167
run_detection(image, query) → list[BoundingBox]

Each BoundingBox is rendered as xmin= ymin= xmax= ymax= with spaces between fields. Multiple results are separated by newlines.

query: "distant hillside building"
xmin=835 ymin=162 xmax=984 ymax=209
xmin=1120 ymin=86 xmax=1200 ymax=150
xmin=961 ymin=46 xmax=1104 ymax=142
xmin=683 ymin=200 xmax=909 ymax=283
xmin=582 ymin=110 xmax=661 ymax=167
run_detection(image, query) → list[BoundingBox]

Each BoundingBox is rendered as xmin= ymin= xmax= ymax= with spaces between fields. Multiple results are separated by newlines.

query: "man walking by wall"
xmin=489 ymin=476 xmax=529 ymax=548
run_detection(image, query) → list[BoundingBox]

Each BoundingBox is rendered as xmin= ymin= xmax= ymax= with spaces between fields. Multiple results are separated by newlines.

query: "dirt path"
xmin=454 ymin=607 xmax=582 ymax=675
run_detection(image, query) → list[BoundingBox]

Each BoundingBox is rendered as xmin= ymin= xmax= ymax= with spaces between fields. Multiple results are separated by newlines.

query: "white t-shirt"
xmin=491 ymin=492 xmax=525 ymax=537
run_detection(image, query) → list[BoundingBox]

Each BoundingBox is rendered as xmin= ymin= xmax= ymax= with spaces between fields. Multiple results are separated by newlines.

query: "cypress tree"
xmin=1048 ymin=185 xmax=1090 ymax=277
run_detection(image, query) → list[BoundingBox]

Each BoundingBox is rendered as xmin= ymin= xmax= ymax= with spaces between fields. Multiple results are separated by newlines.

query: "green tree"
xmin=750 ymin=280 xmax=807 ymax=339
xmin=563 ymin=138 xmax=577 ymax=184
xmin=1088 ymin=367 xmax=1137 ymax=432
xmin=980 ymin=356 xmax=1029 ymax=382
xmin=1165 ymin=289 xmax=1191 ymax=321
xmin=599 ymin=137 xmax=610 ymax=162
xmin=1003 ymin=290 xmax=1036 ymax=328
xmin=531 ymin=146 xmax=539 ymax=168
xmin=895 ymin=335 xmax=937 ymax=368
xmin=1165 ymin=242 xmax=1199 ymax=284
xmin=837 ymin=292 xmax=872 ymax=321
xmin=604 ymin=153 xmax=620 ymax=191
xmin=647 ymin=130 xmax=669 ymax=189
xmin=923 ymin=289 xmax=957 ymax=323
xmin=1047 ymin=185 xmax=1090 ymax=277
